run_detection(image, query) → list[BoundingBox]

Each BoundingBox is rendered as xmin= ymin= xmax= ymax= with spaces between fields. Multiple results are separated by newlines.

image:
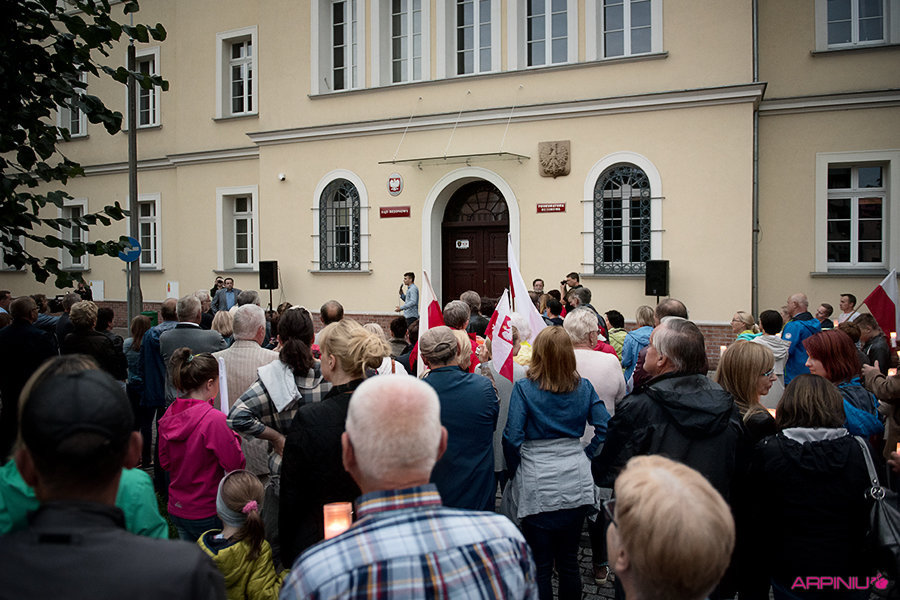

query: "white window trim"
xmin=216 ymin=185 xmax=260 ymax=271
xmin=311 ymin=0 xmax=368 ymax=94
xmin=815 ymin=150 xmax=899 ymax=273
xmin=582 ymin=151 xmax=663 ymax=272
xmin=814 ymin=0 xmax=900 ymax=51
xmin=127 ymin=193 xmax=162 ymax=269
xmin=129 ymin=46 xmax=161 ymax=128
xmin=56 ymin=72 xmax=88 ymax=139
xmin=58 ymin=197 xmax=89 ymax=271
xmin=435 ymin=0 xmax=502 ymax=78
xmin=507 ymin=0 xmax=578 ymax=70
xmin=371 ymin=0 xmax=431 ymax=86
xmin=216 ymin=26 xmax=259 ymax=118
xmin=311 ymin=169 xmax=370 ymax=271
xmin=586 ymin=0 xmax=663 ymax=61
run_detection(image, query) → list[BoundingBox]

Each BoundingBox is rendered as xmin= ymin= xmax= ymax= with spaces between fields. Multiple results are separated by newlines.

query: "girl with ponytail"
xmin=198 ymin=471 xmax=286 ymax=600
xmin=226 ymin=306 xmax=331 ymax=565
xmin=280 ymin=319 xmax=390 ymax=565
xmin=159 ymin=348 xmax=245 ymax=541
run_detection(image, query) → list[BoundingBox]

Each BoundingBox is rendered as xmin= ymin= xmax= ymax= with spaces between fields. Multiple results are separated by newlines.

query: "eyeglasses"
xmin=602 ymin=497 xmax=617 ymax=528
xmin=761 ymin=367 xmax=775 ymax=378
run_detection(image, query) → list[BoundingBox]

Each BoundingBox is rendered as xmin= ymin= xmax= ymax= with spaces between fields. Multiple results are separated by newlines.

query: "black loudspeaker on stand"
xmin=259 ymin=261 xmax=278 ymax=290
xmin=645 ymin=260 xmax=669 ymax=298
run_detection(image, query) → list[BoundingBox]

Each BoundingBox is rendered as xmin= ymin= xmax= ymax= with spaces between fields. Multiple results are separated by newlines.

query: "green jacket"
xmin=198 ymin=530 xmax=286 ymax=600
xmin=0 ymin=462 xmax=168 ymax=538
xmin=607 ymin=328 xmax=627 ymax=362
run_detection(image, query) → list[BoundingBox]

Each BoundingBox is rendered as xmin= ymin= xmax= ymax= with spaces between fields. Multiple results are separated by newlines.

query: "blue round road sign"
xmin=118 ymin=237 xmax=141 ymax=263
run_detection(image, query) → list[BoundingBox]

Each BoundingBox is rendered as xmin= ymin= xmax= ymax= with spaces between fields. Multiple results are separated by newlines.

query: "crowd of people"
xmin=0 ymin=274 xmax=897 ymax=600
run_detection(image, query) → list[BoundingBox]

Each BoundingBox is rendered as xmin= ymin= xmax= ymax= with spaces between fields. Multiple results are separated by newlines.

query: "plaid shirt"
xmin=227 ymin=362 xmax=331 ymax=476
xmin=280 ymin=484 xmax=538 ymax=599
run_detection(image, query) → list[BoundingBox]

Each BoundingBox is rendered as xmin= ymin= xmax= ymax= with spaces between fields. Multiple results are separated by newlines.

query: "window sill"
xmin=309 ymin=269 xmax=372 ymax=275
xmin=812 ymin=43 xmax=900 ymax=56
xmin=579 ymin=272 xmax=645 ymax=279
xmin=308 ymin=53 xmax=668 ymax=99
xmin=122 ymin=124 xmax=162 ymax=133
xmin=121 ymin=267 xmax=165 ymax=272
xmin=810 ymin=269 xmax=893 ymax=278
xmin=59 ymin=134 xmax=90 ymax=142
xmin=61 ymin=267 xmax=90 ymax=273
xmin=213 ymin=113 xmax=259 ymax=122
xmin=214 ymin=268 xmax=259 ymax=274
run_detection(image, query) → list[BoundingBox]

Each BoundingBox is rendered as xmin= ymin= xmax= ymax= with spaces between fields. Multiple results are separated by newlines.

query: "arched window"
xmin=319 ymin=178 xmax=361 ymax=270
xmin=593 ymin=163 xmax=652 ymax=274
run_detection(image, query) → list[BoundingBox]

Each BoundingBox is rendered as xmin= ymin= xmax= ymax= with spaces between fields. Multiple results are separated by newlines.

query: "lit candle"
xmin=896 ymin=442 xmax=900 ymax=454
xmin=720 ymin=345 xmax=727 ymax=356
xmin=833 ymin=319 xmax=839 ymax=328
xmin=890 ymin=368 xmax=898 ymax=378
xmin=323 ymin=502 xmax=352 ymax=540
xmin=767 ymin=408 xmax=776 ymax=418
xmin=891 ymin=332 xmax=897 ymax=347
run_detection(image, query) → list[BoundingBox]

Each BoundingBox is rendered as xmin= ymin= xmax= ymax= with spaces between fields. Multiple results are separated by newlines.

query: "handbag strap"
xmin=854 ymin=436 xmax=886 ymax=501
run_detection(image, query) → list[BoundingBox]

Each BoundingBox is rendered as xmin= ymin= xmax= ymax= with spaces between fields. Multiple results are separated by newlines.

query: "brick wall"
xmin=99 ymin=301 xmax=735 ymax=368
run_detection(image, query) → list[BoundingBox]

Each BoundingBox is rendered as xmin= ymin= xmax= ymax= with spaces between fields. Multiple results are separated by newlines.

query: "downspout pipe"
xmin=751 ymin=0 xmax=760 ymax=317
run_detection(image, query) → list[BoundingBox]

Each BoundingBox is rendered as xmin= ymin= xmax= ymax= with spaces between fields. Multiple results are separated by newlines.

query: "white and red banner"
xmin=862 ymin=268 xmax=898 ymax=339
xmin=487 ymin=290 xmax=516 ymax=382
xmin=507 ymin=234 xmax=547 ymax=343
xmin=417 ymin=271 xmax=445 ymax=377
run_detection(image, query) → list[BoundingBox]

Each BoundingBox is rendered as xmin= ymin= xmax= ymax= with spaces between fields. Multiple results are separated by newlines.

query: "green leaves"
xmin=1 ymin=0 xmax=169 ymax=288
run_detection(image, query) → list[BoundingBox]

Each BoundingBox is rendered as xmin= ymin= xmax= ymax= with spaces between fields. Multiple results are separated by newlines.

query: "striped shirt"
xmin=280 ymin=484 xmax=537 ymax=600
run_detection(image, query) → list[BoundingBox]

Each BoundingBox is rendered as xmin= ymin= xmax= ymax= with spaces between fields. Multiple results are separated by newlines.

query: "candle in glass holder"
xmin=833 ymin=319 xmax=839 ymax=328
xmin=889 ymin=368 xmax=898 ymax=378
xmin=323 ymin=502 xmax=352 ymax=540
xmin=891 ymin=331 xmax=897 ymax=347
xmin=767 ymin=408 xmax=776 ymax=419
xmin=720 ymin=345 xmax=727 ymax=356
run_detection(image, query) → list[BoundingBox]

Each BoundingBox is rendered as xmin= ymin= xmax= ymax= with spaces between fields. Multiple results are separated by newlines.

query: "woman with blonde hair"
xmin=715 ymin=341 xmax=776 ymax=442
xmin=212 ymin=310 xmax=234 ymax=347
xmin=279 ymin=319 xmax=389 ymax=565
xmin=731 ymin=311 xmax=760 ymax=341
xmin=503 ymin=326 xmax=610 ymax=600
xmin=621 ymin=305 xmax=654 ymax=383
xmin=363 ymin=322 xmax=408 ymax=375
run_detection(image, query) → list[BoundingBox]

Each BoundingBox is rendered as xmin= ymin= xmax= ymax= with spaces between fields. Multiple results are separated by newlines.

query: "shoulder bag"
xmin=855 ymin=436 xmax=900 ymax=580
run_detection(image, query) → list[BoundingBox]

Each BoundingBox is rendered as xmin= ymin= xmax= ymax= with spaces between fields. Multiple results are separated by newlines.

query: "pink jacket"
xmin=159 ymin=398 xmax=245 ymax=519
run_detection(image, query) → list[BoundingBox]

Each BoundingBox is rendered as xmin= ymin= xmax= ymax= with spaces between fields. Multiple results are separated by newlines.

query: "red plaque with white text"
xmin=537 ymin=203 xmax=565 ymax=213
xmin=380 ymin=206 xmax=411 ymax=218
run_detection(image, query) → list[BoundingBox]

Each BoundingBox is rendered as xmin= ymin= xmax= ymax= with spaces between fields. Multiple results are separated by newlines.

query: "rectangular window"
xmin=216 ymin=186 xmax=259 ymax=271
xmin=57 ymin=73 xmax=88 ymax=138
xmin=60 ymin=198 xmax=88 ymax=270
xmin=602 ymin=0 xmax=652 ymax=57
xmin=216 ymin=27 xmax=258 ymax=118
xmin=827 ymin=0 xmax=884 ymax=46
xmin=527 ymin=0 xmax=567 ymax=66
xmin=456 ymin=0 xmax=492 ymax=74
xmin=137 ymin=194 xmax=161 ymax=268
xmin=332 ymin=0 xmax=359 ymax=90
xmin=826 ymin=165 xmax=886 ymax=267
xmin=135 ymin=48 xmax=160 ymax=127
xmin=391 ymin=0 xmax=423 ymax=82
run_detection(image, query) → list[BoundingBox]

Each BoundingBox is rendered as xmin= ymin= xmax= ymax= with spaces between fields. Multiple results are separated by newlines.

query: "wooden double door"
xmin=441 ymin=181 xmax=509 ymax=303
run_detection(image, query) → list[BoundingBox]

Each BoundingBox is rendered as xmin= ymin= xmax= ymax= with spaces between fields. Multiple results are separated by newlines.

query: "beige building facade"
xmin=3 ymin=0 xmax=898 ymax=333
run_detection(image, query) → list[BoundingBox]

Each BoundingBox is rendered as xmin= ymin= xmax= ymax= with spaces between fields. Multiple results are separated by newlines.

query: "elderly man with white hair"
xmin=564 ymin=308 xmax=627 ymax=423
xmin=782 ymin=292 xmax=821 ymax=385
xmin=281 ymin=376 xmax=538 ymax=599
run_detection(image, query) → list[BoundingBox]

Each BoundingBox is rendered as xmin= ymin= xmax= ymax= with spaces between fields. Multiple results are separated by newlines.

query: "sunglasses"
xmin=602 ymin=497 xmax=617 ymax=528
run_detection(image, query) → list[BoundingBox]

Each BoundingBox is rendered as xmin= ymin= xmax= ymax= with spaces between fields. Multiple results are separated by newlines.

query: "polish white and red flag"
xmin=506 ymin=234 xmax=546 ymax=343
xmin=862 ymin=268 xmax=898 ymax=339
xmin=486 ymin=289 xmax=516 ymax=381
xmin=416 ymin=270 xmax=445 ymax=377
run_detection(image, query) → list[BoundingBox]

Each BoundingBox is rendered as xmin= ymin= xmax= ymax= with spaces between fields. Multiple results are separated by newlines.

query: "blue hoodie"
xmin=782 ymin=312 xmax=821 ymax=385
xmin=622 ymin=325 xmax=653 ymax=382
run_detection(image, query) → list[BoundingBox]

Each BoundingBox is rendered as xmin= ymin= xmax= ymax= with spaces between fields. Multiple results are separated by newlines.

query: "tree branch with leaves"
xmin=0 ymin=0 xmax=168 ymax=287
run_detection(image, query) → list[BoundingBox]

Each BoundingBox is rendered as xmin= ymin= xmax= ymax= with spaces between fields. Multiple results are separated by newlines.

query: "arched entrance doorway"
xmin=441 ymin=181 xmax=509 ymax=302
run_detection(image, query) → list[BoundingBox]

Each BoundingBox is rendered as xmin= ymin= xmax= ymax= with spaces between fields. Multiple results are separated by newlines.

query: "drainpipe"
xmin=751 ymin=0 xmax=760 ymax=317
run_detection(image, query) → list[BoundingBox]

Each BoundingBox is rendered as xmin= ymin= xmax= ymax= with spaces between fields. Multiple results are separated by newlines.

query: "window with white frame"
xmin=216 ymin=26 xmax=258 ymax=118
xmin=0 ymin=235 xmax=24 ymax=271
xmin=456 ymin=0 xmax=493 ymax=74
xmin=312 ymin=0 xmax=366 ymax=94
xmin=826 ymin=165 xmax=886 ymax=267
xmin=312 ymin=171 xmax=370 ymax=271
xmin=135 ymin=47 xmax=160 ymax=127
xmin=815 ymin=0 xmax=900 ymax=50
xmin=527 ymin=0 xmax=568 ymax=66
xmin=392 ymin=0 xmax=424 ymax=82
xmin=60 ymin=198 xmax=88 ymax=270
xmin=586 ymin=0 xmax=662 ymax=60
xmin=583 ymin=152 xmax=663 ymax=275
xmin=815 ymin=150 xmax=898 ymax=273
xmin=137 ymin=193 xmax=161 ymax=268
xmin=216 ymin=186 xmax=259 ymax=270
xmin=57 ymin=73 xmax=88 ymax=138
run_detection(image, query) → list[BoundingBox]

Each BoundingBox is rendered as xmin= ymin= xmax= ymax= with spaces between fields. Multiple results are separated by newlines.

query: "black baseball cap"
xmin=21 ymin=370 xmax=133 ymax=454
